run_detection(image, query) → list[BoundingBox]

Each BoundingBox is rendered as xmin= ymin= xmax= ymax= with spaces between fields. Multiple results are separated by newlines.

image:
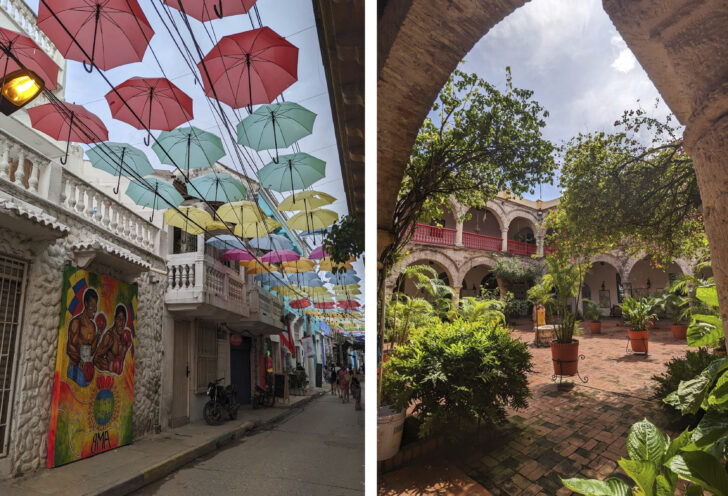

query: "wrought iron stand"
xmin=551 ymin=354 xmax=588 ymax=384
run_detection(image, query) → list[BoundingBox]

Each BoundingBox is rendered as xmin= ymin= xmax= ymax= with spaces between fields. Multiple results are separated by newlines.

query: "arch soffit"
xmin=506 ymin=210 xmax=540 ymax=233
xmin=390 ymin=249 xmax=460 ymax=288
xmin=623 ymin=255 xmax=688 ymax=281
xmin=459 ymin=254 xmax=500 ymax=283
xmin=588 ymin=254 xmax=625 ymax=279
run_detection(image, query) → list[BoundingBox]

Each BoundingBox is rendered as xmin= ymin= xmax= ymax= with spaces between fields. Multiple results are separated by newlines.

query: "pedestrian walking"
xmin=350 ymin=373 xmax=361 ymax=411
xmin=328 ymin=365 xmax=337 ymax=395
xmin=338 ymin=367 xmax=350 ymax=403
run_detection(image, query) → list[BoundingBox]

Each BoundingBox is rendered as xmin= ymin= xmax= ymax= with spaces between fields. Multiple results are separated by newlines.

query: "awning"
xmin=0 ymin=196 xmax=69 ymax=240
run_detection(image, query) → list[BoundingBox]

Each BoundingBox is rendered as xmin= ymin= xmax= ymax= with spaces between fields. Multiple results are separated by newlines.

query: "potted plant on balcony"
xmin=583 ymin=298 xmax=602 ymax=334
xmin=621 ymin=297 xmax=656 ymax=354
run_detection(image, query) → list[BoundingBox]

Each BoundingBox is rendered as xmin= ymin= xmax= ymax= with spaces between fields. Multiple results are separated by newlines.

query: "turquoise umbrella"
xmin=248 ymin=233 xmax=295 ymax=251
xmin=186 ymin=172 xmax=247 ymax=203
xmin=257 ymin=152 xmax=326 ymax=202
xmin=152 ymin=126 xmax=225 ymax=178
xmin=86 ymin=142 xmax=154 ymax=194
xmin=125 ymin=177 xmax=184 ymax=222
xmin=236 ymin=102 xmax=316 ymax=162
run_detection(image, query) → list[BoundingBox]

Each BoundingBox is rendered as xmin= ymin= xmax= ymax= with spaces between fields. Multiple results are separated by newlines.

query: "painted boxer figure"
xmin=94 ymin=305 xmax=132 ymax=375
xmin=67 ymin=288 xmax=99 ymax=386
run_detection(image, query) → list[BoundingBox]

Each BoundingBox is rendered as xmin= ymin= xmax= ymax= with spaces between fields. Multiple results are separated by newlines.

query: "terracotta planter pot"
xmin=628 ymin=330 xmax=649 ymax=354
xmin=670 ymin=324 xmax=687 ymax=339
xmin=589 ymin=321 xmax=602 ymax=334
xmin=551 ymin=340 xmax=580 ymax=376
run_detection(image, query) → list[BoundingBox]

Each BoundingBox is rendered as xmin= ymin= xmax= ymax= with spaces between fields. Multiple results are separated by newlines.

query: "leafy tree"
xmin=385 ymin=297 xmax=433 ymax=345
xmin=557 ymin=104 xmax=707 ymax=266
xmin=323 ymin=214 xmax=363 ymax=269
xmin=490 ymin=256 xmax=542 ymax=297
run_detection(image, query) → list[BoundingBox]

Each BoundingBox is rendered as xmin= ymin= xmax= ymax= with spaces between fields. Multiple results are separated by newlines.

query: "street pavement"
xmin=133 ymin=386 xmax=365 ymax=495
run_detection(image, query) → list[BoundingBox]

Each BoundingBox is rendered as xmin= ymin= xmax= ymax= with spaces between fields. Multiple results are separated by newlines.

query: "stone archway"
xmin=627 ymin=257 xmax=684 ymax=296
xmin=389 ymin=248 xmax=461 ymax=292
xmin=584 ymin=259 xmax=623 ymax=314
xmin=459 ymin=255 xmax=500 ymax=298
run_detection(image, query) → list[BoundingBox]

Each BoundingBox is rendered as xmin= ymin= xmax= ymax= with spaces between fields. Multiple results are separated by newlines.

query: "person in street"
xmin=350 ymin=371 xmax=361 ymax=410
xmin=328 ymin=365 xmax=337 ymax=395
xmin=338 ymin=366 xmax=349 ymax=403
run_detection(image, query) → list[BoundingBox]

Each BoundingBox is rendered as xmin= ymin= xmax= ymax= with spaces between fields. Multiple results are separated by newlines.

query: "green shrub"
xmin=381 ymin=318 xmax=533 ymax=437
xmin=503 ymin=294 xmax=531 ymax=320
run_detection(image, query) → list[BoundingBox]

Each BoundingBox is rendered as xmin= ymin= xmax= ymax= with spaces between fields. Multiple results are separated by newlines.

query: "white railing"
xmin=0 ymin=0 xmax=65 ymax=69
xmin=247 ymin=286 xmax=284 ymax=330
xmin=166 ymin=252 xmax=247 ymax=316
xmin=0 ymin=132 xmax=159 ymax=253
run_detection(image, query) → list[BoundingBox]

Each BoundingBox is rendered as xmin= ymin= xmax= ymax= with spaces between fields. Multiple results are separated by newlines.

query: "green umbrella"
xmin=125 ymin=177 xmax=184 ymax=222
xmin=186 ymin=172 xmax=247 ymax=203
xmin=86 ymin=142 xmax=154 ymax=194
xmin=152 ymin=126 xmax=225 ymax=178
xmin=257 ymin=152 xmax=325 ymax=202
xmin=236 ymin=102 xmax=316 ymax=162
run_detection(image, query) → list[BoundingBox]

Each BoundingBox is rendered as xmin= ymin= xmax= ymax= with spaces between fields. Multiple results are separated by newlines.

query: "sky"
xmin=24 ymin=0 xmax=364 ymax=307
xmin=457 ymin=0 xmax=673 ymax=201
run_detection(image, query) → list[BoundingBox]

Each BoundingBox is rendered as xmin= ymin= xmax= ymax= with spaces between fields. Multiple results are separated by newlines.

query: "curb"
xmin=94 ymin=391 xmax=324 ymax=496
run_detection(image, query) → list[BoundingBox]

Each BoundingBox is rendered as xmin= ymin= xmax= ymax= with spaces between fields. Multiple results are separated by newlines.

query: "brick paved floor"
xmin=378 ymin=318 xmax=692 ymax=496
xmin=458 ymin=318 xmax=688 ymax=495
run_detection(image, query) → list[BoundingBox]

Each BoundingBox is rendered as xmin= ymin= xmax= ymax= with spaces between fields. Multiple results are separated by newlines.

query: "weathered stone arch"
xmin=458 ymin=254 xmax=500 ymax=286
xmin=589 ymin=254 xmax=626 ymax=280
xmin=483 ymin=201 xmax=507 ymax=232
xmin=389 ymin=248 xmax=461 ymax=289
xmin=506 ymin=212 xmax=540 ymax=238
xmin=674 ymin=258 xmax=692 ymax=276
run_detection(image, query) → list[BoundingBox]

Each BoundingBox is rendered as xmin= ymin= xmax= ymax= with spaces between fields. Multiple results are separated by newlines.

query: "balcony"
xmin=411 ymin=223 xmax=456 ymax=246
xmin=411 ymin=223 xmax=538 ymax=256
xmin=165 ymin=252 xmax=249 ymax=320
xmin=463 ymin=231 xmax=502 ymax=252
xmin=238 ymin=286 xmax=285 ymax=335
xmin=507 ymin=239 xmax=537 ymax=256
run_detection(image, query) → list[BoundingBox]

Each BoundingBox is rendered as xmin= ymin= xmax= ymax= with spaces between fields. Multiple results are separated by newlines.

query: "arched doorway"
xmin=583 ymin=261 xmax=621 ymax=316
xmin=628 ymin=259 xmax=683 ymax=297
xmin=460 ymin=264 xmax=497 ymax=298
xmin=395 ymin=260 xmax=453 ymax=301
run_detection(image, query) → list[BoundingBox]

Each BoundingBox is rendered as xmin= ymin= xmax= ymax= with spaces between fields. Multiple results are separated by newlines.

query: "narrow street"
xmin=133 ymin=388 xmax=365 ymax=495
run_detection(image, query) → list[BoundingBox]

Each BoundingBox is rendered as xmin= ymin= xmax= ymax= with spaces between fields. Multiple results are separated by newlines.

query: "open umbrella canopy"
xmin=106 ymin=77 xmax=193 ymax=145
xmin=163 ymin=0 xmax=257 ymax=23
xmin=164 ymin=206 xmax=213 ymax=235
xmin=247 ymin=233 xmax=294 ymax=251
xmin=261 ymin=249 xmax=299 ymax=263
xmin=308 ymin=246 xmax=330 ymax=260
xmin=333 ymin=284 xmax=360 ymax=292
xmin=221 ymin=249 xmax=255 ymax=261
xmin=269 ymin=285 xmax=301 ymax=298
xmin=37 ymin=0 xmax=154 ymax=72
xmin=0 ymin=27 xmax=59 ymax=90
xmin=282 ymin=259 xmax=315 ymax=273
xmin=206 ymin=221 xmax=230 ymax=231
xmin=243 ymin=260 xmax=276 ymax=274
xmin=28 ymin=102 xmax=108 ymax=164
xmin=216 ymin=200 xmax=264 ymax=224
xmin=187 ymin=172 xmax=247 ymax=203
xmin=152 ymin=126 xmax=225 ymax=176
xmin=206 ymin=234 xmax=246 ymax=250
xmin=286 ymin=271 xmax=321 ymax=286
xmin=126 ymin=177 xmax=184 ymax=220
xmin=337 ymin=300 xmax=361 ymax=309
xmin=286 ymin=208 xmax=338 ymax=232
xmin=318 ymin=258 xmax=353 ymax=272
xmin=258 ymin=152 xmax=325 ymax=194
xmin=288 ymin=298 xmax=311 ymax=309
xmin=314 ymin=302 xmax=336 ymax=309
xmin=302 ymin=286 xmax=330 ymax=297
xmin=254 ymin=272 xmax=288 ymax=286
xmin=198 ymin=27 xmax=298 ymax=110
xmin=236 ymin=101 xmax=316 ymax=155
xmin=335 ymin=288 xmax=362 ymax=296
xmin=86 ymin=142 xmax=154 ymax=193
xmin=234 ymin=218 xmax=281 ymax=238
xmin=277 ymin=190 xmax=335 ymax=212
xmin=327 ymin=272 xmax=361 ymax=285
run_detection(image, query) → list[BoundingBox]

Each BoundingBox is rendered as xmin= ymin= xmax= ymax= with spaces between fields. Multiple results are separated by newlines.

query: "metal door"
xmin=230 ymin=337 xmax=251 ymax=404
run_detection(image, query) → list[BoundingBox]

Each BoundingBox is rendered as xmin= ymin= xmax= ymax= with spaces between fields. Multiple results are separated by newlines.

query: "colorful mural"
xmin=47 ymin=266 xmax=137 ymax=468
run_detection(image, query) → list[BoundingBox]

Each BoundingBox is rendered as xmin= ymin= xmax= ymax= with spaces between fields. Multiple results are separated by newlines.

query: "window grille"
xmin=196 ymin=325 xmax=217 ymax=392
xmin=0 ymin=255 xmax=27 ymax=456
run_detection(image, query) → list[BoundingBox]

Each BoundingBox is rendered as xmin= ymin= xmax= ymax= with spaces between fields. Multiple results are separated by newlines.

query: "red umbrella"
xmin=289 ymin=298 xmax=311 ymax=309
xmin=106 ymin=77 xmax=194 ymax=145
xmin=163 ymin=0 xmax=257 ymax=23
xmin=197 ymin=27 xmax=298 ymax=111
xmin=337 ymin=300 xmax=361 ymax=310
xmin=37 ymin=0 xmax=154 ymax=72
xmin=0 ymin=27 xmax=59 ymax=90
xmin=314 ymin=302 xmax=336 ymax=310
xmin=27 ymin=102 xmax=108 ymax=164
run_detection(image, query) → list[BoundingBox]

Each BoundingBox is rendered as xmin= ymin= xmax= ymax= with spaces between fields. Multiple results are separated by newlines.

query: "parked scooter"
xmin=203 ymin=378 xmax=239 ymax=425
xmin=252 ymin=383 xmax=275 ymax=409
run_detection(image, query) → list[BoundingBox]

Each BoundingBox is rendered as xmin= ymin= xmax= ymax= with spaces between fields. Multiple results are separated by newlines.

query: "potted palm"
xmin=582 ymin=298 xmax=602 ymax=334
xmin=552 ymin=312 xmax=581 ymax=375
xmin=621 ymin=297 xmax=656 ymax=354
xmin=657 ymin=292 xmax=691 ymax=339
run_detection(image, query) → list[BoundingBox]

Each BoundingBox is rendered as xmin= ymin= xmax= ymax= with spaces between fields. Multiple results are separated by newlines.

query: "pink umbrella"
xmin=289 ymin=298 xmax=311 ymax=309
xmin=163 ymin=0 xmax=257 ymax=23
xmin=27 ymin=102 xmax=108 ymax=164
xmin=309 ymin=246 xmax=330 ymax=260
xmin=337 ymin=300 xmax=361 ymax=310
xmin=0 ymin=27 xmax=60 ymax=90
xmin=221 ymin=249 xmax=255 ymax=261
xmin=261 ymin=249 xmax=300 ymax=264
xmin=314 ymin=302 xmax=335 ymax=310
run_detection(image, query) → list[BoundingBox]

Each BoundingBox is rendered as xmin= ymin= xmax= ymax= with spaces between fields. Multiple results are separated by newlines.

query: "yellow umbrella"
xmin=243 ymin=261 xmax=277 ymax=274
xmin=335 ymin=288 xmax=362 ymax=296
xmin=318 ymin=258 xmax=353 ymax=271
xmin=278 ymin=190 xmax=336 ymax=211
xmin=270 ymin=285 xmax=301 ymax=298
xmin=217 ymin=201 xmax=265 ymax=224
xmin=286 ymin=208 xmax=338 ymax=231
xmin=303 ymin=286 xmax=330 ymax=297
xmin=282 ymin=259 xmax=316 ymax=273
xmin=333 ymin=284 xmax=360 ymax=292
xmin=206 ymin=221 xmax=230 ymax=231
xmin=164 ymin=207 xmax=214 ymax=235
xmin=234 ymin=217 xmax=281 ymax=237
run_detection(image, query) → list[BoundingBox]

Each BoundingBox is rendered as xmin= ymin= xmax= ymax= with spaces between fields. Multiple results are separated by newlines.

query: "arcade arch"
xmin=628 ymin=259 xmax=683 ymax=297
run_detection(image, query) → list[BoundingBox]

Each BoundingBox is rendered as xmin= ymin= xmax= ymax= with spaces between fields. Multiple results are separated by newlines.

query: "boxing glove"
xmin=83 ymin=361 xmax=94 ymax=382
xmin=112 ymin=356 xmax=123 ymax=375
xmin=95 ymin=314 xmax=107 ymax=332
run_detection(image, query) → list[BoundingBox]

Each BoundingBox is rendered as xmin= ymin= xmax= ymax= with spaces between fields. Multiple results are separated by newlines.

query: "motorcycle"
xmin=252 ymin=383 xmax=275 ymax=409
xmin=203 ymin=378 xmax=239 ymax=425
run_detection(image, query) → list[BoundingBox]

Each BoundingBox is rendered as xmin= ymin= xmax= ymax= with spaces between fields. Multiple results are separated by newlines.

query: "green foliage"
xmin=491 ymin=257 xmax=542 ymax=285
xmin=322 ymin=215 xmax=363 ymax=269
xmin=583 ymin=298 xmax=602 ymax=322
xmin=556 ymin=104 xmax=707 ymax=266
xmin=657 ymin=291 xmax=692 ymax=324
xmin=688 ymin=285 xmax=725 ymax=348
xmin=503 ymin=294 xmax=531 ymax=321
xmin=381 ymin=318 xmax=533 ymax=437
xmin=384 ymin=297 xmax=434 ymax=345
xmin=527 ymin=278 xmax=556 ymax=317
xmin=555 ymin=311 xmax=581 ymax=344
xmin=622 ymin=297 xmax=658 ymax=332
xmin=457 ymin=297 xmax=505 ymax=324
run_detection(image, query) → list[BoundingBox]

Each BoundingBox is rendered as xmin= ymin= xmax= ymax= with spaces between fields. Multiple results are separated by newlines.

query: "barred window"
xmin=196 ymin=325 xmax=218 ymax=392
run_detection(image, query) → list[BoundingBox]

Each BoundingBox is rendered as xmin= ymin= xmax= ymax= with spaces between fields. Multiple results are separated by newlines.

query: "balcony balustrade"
xmin=462 ymin=231 xmax=502 ymax=252
xmin=411 ymin=223 xmax=456 ymax=246
xmin=412 ymin=222 xmax=538 ymax=256
xmin=507 ymin=239 xmax=537 ymax=256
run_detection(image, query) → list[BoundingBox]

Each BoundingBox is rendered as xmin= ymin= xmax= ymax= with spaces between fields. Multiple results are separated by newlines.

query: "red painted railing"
xmin=412 ymin=223 xmax=456 ymax=246
xmin=507 ymin=239 xmax=537 ymax=256
xmin=462 ymin=231 xmax=502 ymax=252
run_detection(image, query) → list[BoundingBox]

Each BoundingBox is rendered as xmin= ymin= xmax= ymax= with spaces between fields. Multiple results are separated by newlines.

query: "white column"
xmin=501 ymin=228 xmax=509 ymax=252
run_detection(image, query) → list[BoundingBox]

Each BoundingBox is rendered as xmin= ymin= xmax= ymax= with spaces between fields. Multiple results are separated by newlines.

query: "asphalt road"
xmin=133 ymin=389 xmax=365 ymax=495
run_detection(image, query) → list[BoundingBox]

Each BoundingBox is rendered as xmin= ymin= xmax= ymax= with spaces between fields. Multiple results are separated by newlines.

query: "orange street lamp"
xmin=1 ymin=69 xmax=44 ymax=115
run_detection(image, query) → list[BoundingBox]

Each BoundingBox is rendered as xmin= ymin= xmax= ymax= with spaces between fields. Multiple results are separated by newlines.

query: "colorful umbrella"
xmin=254 ymin=272 xmax=288 ymax=286
xmin=261 ymin=249 xmax=299 ymax=263
xmin=206 ymin=234 xmax=245 ymax=250
xmin=206 ymin=221 xmax=230 ymax=231
xmin=289 ymin=298 xmax=311 ymax=309
xmin=327 ymin=272 xmax=360 ymax=284
xmin=187 ymin=172 xmax=247 ymax=203
xmin=152 ymin=126 xmax=225 ymax=177
xmin=27 ymin=102 xmax=108 ymax=164
xmin=236 ymin=102 xmax=316 ymax=162
xmin=269 ymin=285 xmax=301 ymax=298
xmin=318 ymin=258 xmax=353 ymax=272
xmin=243 ymin=260 xmax=276 ymax=274
xmin=86 ymin=142 xmax=154 ymax=194
xmin=198 ymin=27 xmax=298 ymax=111
xmin=106 ymin=77 xmax=193 ymax=145
xmin=258 ymin=152 xmax=325 ymax=202
xmin=125 ymin=177 xmax=184 ymax=221
xmin=308 ymin=246 xmax=330 ymax=260
xmin=37 ymin=0 xmax=154 ymax=72
xmin=303 ymin=286 xmax=329 ymax=296
xmin=163 ymin=0 xmax=256 ymax=22
xmin=221 ymin=249 xmax=255 ymax=262
xmin=234 ymin=218 xmax=281 ymax=238
xmin=278 ymin=190 xmax=335 ymax=212
xmin=282 ymin=259 xmax=315 ymax=273
xmin=286 ymin=271 xmax=321 ymax=287
xmin=287 ymin=209 xmax=338 ymax=232
xmin=247 ymin=233 xmax=294 ymax=251
xmin=216 ymin=200 xmax=264 ymax=224
xmin=314 ymin=302 xmax=336 ymax=310
xmin=163 ymin=206 xmax=213 ymax=235
xmin=337 ymin=300 xmax=361 ymax=310
xmin=0 ymin=27 xmax=60 ymax=90
xmin=335 ymin=288 xmax=361 ymax=296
